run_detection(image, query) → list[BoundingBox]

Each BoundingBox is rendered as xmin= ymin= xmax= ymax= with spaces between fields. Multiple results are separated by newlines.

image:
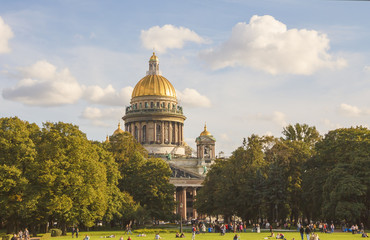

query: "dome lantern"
xmin=131 ymin=53 xmax=176 ymax=99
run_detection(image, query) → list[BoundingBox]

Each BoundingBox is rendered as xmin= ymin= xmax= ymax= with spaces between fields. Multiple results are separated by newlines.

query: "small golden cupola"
xmin=200 ymin=123 xmax=212 ymax=136
xmin=113 ymin=122 xmax=124 ymax=135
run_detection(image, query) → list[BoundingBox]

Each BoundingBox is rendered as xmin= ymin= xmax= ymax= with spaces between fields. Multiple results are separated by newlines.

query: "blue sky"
xmin=1 ymin=0 xmax=369 ymax=155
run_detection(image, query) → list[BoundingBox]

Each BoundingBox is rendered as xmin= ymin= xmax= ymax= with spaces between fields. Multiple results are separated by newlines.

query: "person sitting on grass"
xmin=276 ymin=233 xmax=286 ymax=240
xmin=154 ymin=233 xmax=161 ymax=239
xmin=180 ymin=233 xmax=185 ymax=238
xmin=269 ymin=232 xmax=275 ymax=238
xmin=362 ymin=232 xmax=369 ymax=238
xmin=119 ymin=236 xmax=124 ymax=240
xmin=127 ymin=237 xmax=131 ymax=240
xmin=176 ymin=233 xmax=180 ymax=238
xmin=233 ymin=234 xmax=240 ymax=240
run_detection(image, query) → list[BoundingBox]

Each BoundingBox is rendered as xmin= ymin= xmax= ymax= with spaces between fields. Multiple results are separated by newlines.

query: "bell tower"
xmin=196 ymin=124 xmax=216 ymax=160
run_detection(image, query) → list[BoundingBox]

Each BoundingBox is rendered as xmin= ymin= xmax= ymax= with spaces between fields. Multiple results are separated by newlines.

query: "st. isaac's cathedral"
xmin=110 ymin=53 xmax=217 ymax=220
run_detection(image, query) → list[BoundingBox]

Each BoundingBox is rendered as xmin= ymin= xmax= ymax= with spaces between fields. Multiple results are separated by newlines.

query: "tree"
xmin=304 ymin=126 xmax=370 ymax=226
xmin=196 ymin=135 xmax=271 ymax=222
xmin=0 ymin=117 xmax=40 ymax=234
xmin=35 ymin=122 xmax=110 ymax=234
xmin=108 ymin=132 xmax=175 ymax=221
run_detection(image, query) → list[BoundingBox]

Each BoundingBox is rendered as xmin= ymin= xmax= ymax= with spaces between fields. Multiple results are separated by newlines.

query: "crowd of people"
xmin=10 ymin=229 xmax=30 ymax=240
xmin=7 ymin=220 xmax=367 ymax=240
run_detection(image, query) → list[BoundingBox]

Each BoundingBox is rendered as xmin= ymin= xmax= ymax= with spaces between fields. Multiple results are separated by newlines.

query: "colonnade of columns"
xmin=125 ymin=121 xmax=184 ymax=145
xmin=174 ymin=187 xmax=198 ymax=220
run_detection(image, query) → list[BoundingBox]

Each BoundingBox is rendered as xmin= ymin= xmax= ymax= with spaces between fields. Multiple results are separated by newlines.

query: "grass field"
xmin=54 ymin=230 xmax=365 ymax=240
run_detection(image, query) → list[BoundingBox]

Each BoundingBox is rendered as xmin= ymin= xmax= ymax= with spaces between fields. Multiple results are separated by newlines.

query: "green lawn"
xmin=52 ymin=231 xmax=365 ymax=240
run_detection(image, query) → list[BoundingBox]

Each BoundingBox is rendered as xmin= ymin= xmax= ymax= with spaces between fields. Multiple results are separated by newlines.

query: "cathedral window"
xmin=168 ymin=103 xmax=170 ymax=109
xmin=139 ymin=103 xmax=142 ymax=109
xmin=157 ymin=102 xmax=159 ymax=108
xmin=151 ymin=102 xmax=154 ymax=108
xmin=145 ymin=102 xmax=148 ymax=108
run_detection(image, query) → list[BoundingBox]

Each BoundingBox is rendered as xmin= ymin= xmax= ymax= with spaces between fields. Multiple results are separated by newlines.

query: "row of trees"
xmin=0 ymin=117 xmax=175 ymax=234
xmin=195 ymin=124 xmax=370 ymax=227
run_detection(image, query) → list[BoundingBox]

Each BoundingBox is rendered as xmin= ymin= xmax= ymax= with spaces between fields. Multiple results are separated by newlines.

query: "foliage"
xmin=304 ymin=126 xmax=370 ymax=225
xmin=198 ymin=123 xmax=366 ymax=227
xmin=0 ymin=117 xmax=40 ymax=233
xmin=107 ymin=132 xmax=175 ymax=221
xmin=34 ymin=122 xmax=110 ymax=233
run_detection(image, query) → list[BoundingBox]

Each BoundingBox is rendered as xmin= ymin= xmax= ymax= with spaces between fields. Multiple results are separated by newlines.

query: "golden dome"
xmin=200 ymin=124 xmax=211 ymax=136
xmin=113 ymin=122 xmax=124 ymax=135
xmin=131 ymin=74 xmax=176 ymax=98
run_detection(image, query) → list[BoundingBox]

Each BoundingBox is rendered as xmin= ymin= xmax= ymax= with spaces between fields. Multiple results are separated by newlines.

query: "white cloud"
xmin=81 ymin=107 xmax=124 ymax=127
xmin=2 ymin=61 xmax=134 ymax=107
xmin=253 ymin=111 xmax=287 ymax=127
xmin=339 ymin=103 xmax=370 ymax=117
xmin=0 ymin=16 xmax=13 ymax=54
xmin=141 ymin=24 xmax=207 ymax=53
xmin=200 ymin=15 xmax=346 ymax=75
xmin=177 ymin=88 xmax=211 ymax=108
xmin=2 ymin=61 xmax=83 ymax=106
xmin=83 ymin=85 xmax=133 ymax=106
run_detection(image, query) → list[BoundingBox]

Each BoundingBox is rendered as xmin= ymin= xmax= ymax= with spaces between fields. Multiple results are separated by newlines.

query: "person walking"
xmin=126 ymin=224 xmax=132 ymax=235
xmin=192 ymin=225 xmax=196 ymax=240
xmin=24 ymin=228 xmax=29 ymax=240
xmin=299 ymin=225 xmax=304 ymax=240
xmin=305 ymin=225 xmax=311 ymax=240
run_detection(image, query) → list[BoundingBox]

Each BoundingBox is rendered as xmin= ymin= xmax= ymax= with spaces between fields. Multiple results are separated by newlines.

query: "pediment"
xmin=169 ymin=163 xmax=204 ymax=179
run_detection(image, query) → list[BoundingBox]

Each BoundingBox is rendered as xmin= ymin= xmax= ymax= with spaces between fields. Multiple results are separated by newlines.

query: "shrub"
xmin=1 ymin=235 xmax=11 ymax=240
xmin=50 ymin=229 xmax=62 ymax=237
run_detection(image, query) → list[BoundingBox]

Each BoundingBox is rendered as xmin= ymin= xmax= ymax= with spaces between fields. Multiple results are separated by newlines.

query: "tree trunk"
xmin=61 ymin=221 xmax=67 ymax=236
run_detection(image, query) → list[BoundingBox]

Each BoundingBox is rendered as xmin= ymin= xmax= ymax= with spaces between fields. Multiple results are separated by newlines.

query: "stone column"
xmin=161 ymin=121 xmax=164 ymax=144
xmin=138 ymin=122 xmax=142 ymax=143
xmin=175 ymin=122 xmax=178 ymax=144
xmin=181 ymin=124 xmax=184 ymax=143
xmin=131 ymin=123 xmax=134 ymax=135
xmin=153 ymin=121 xmax=157 ymax=143
xmin=169 ymin=122 xmax=172 ymax=144
xmin=177 ymin=123 xmax=180 ymax=145
xmin=182 ymin=187 xmax=187 ymax=220
xmin=174 ymin=188 xmax=177 ymax=214
xmin=192 ymin=188 xmax=198 ymax=219
xmin=178 ymin=123 xmax=182 ymax=144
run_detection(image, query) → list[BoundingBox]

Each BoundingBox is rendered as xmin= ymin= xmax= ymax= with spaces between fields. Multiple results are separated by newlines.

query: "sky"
xmin=1 ymin=0 xmax=370 ymax=156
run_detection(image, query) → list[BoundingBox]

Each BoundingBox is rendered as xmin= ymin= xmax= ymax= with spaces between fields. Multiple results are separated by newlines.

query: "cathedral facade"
xmin=117 ymin=53 xmax=216 ymax=220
